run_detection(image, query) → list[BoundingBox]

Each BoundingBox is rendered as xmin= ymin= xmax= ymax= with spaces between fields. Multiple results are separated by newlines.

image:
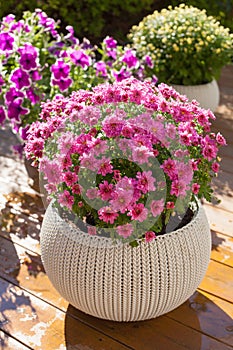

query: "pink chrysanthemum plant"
xmin=0 ymin=10 xmax=153 ymax=155
xmin=25 ymin=78 xmax=226 ymax=246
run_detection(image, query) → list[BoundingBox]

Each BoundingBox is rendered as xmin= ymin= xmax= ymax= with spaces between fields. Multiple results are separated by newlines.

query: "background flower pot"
xmin=24 ymin=158 xmax=40 ymax=192
xmin=172 ymin=79 xmax=220 ymax=111
xmin=40 ymin=201 xmax=211 ymax=322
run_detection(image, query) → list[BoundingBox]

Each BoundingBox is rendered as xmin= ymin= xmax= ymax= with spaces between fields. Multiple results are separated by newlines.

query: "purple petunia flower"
xmin=0 ymin=32 xmax=14 ymax=51
xmin=35 ymin=9 xmax=59 ymax=38
xmin=94 ymin=61 xmax=107 ymax=77
xmin=103 ymin=36 xmax=117 ymax=49
xmin=51 ymin=59 xmax=70 ymax=79
xmin=1 ymin=14 xmax=15 ymax=25
xmin=10 ymin=68 xmax=31 ymax=89
xmin=144 ymin=55 xmax=154 ymax=69
xmin=12 ymin=144 xmax=25 ymax=158
xmin=19 ymin=43 xmax=38 ymax=57
xmin=48 ymin=41 xmax=65 ymax=57
xmin=19 ymin=125 xmax=30 ymax=140
xmin=112 ymin=67 xmax=131 ymax=82
xmin=5 ymin=87 xmax=25 ymax=105
xmin=152 ymin=75 xmax=158 ymax=84
xmin=26 ymin=87 xmax=40 ymax=104
xmin=0 ymin=106 xmax=6 ymax=125
xmin=7 ymin=98 xmax=29 ymax=121
xmin=51 ymin=77 xmax=73 ymax=91
xmin=0 ymin=75 xmax=4 ymax=86
xmin=18 ymin=44 xmax=38 ymax=71
xmin=0 ymin=75 xmax=4 ymax=93
xmin=31 ymin=70 xmax=42 ymax=81
xmin=122 ymin=49 xmax=139 ymax=68
xmin=70 ymin=50 xmax=91 ymax=69
xmin=106 ymin=49 xmax=117 ymax=60
xmin=10 ymin=20 xmax=26 ymax=33
xmin=80 ymin=38 xmax=93 ymax=50
xmin=64 ymin=25 xmax=79 ymax=45
xmin=19 ymin=53 xmax=38 ymax=71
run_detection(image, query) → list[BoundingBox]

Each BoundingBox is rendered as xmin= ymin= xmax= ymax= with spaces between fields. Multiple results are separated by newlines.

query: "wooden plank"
xmin=214 ymin=112 xmax=233 ymax=126
xmin=208 ymin=194 xmax=233 ymax=215
xmin=0 ymin=278 xmax=131 ymax=350
xmin=0 ymin=235 xmax=68 ymax=311
xmin=211 ymin=231 xmax=233 ymax=267
xmin=203 ymin=204 xmax=233 ymax=237
xmin=0 ymin=191 xmax=44 ymax=255
xmin=209 ymin=171 xmax=233 ymax=213
xmin=211 ymin=128 xmax=233 ymax=146
xmin=0 ymin=330 xmax=31 ymax=350
xmin=214 ymin=108 xmax=233 ymax=125
xmin=67 ymin=305 xmax=233 ymax=350
xmin=219 ymin=156 xmax=233 ymax=175
xmin=167 ymin=290 xmax=233 ymax=347
xmin=199 ymin=260 xmax=233 ymax=303
xmin=218 ymin=147 xmax=233 ymax=161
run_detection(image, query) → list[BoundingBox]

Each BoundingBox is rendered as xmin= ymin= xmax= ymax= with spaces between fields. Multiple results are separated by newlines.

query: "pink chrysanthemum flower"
xmin=166 ymin=201 xmax=175 ymax=209
xmin=80 ymin=153 xmax=98 ymax=171
xmin=102 ymin=114 xmax=126 ymax=137
xmin=211 ymin=162 xmax=220 ymax=173
xmin=136 ymin=171 xmax=156 ymax=194
xmin=58 ymin=190 xmax=74 ymax=210
xmin=88 ymin=226 xmax=97 ymax=235
xmin=150 ymin=199 xmax=164 ymax=217
xmin=161 ymin=158 xmax=176 ymax=179
xmin=98 ymin=206 xmax=119 ymax=224
xmin=117 ymin=223 xmax=134 ymax=238
xmin=63 ymin=171 xmax=78 ymax=186
xmin=192 ymin=183 xmax=200 ymax=195
xmin=128 ymin=203 xmax=148 ymax=222
xmin=97 ymin=158 xmax=113 ymax=176
xmin=98 ymin=181 xmax=115 ymax=201
xmin=145 ymin=231 xmax=156 ymax=243
xmin=132 ymin=145 xmax=153 ymax=164
xmin=86 ymin=188 xmax=98 ymax=199
xmin=216 ymin=132 xmax=226 ymax=146
xmin=110 ymin=189 xmax=132 ymax=213
xmin=170 ymin=180 xmax=187 ymax=197
xmin=92 ymin=139 xmax=108 ymax=155
xmin=40 ymin=158 xmax=62 ymax=184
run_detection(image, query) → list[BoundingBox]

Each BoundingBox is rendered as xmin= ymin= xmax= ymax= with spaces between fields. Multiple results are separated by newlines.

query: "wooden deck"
xmin=0 ymin=66 xmax=233 ymax=350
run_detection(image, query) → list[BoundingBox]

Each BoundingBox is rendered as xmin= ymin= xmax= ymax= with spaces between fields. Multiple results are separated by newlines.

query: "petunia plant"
xmin=25 ymin=78 xmax=226 ymax=246
xmin=0 ymin=9 xmax=154 ymax=153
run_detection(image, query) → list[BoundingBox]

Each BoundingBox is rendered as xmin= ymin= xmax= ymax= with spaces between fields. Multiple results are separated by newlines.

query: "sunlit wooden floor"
xmin=0 ymin=66 xmax=233 ymax=350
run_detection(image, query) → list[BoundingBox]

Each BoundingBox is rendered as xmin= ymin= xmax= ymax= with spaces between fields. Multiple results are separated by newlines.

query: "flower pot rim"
xmin=172 ymin=78 xmax=217 ymax=88
xmin=46 ymin=199 xmax=202 ymax=248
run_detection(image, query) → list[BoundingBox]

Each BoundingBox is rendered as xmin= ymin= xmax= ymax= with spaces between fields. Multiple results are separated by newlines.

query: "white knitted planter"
xmin=172 ymin=79 xmax=220 ymax=112
xmin=40 ymin=202 xmax=211 ymax=322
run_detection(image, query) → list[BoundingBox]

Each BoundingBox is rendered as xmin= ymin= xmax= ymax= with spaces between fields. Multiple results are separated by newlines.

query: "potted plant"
xmin=128 ymin=4 xmax=233 ymax=111
xmin=25 ymin=78 xmax=226 ymax=321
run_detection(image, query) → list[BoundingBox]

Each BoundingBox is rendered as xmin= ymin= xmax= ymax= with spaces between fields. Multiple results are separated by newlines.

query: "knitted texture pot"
xmin=172 ymin=79 xmax=220 ymax=112
xmin=40 ymin=202 xmax=211 ymax=322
